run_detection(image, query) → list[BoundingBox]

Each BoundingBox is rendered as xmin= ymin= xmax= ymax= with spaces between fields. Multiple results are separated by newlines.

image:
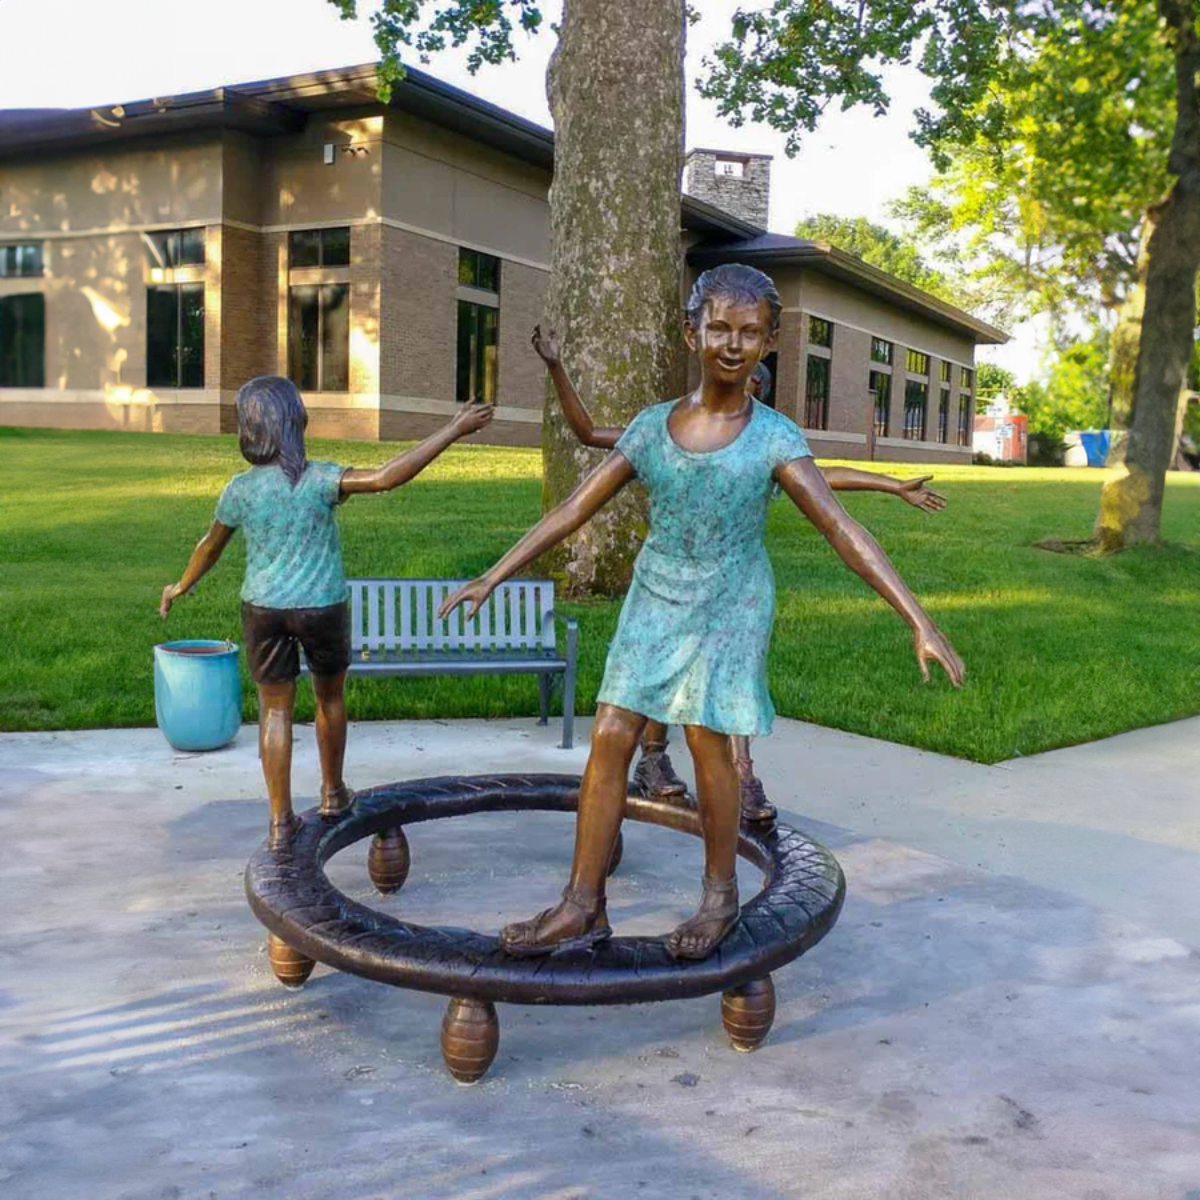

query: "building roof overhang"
xmin=688 ymin=233 xmax=1010 ymax=345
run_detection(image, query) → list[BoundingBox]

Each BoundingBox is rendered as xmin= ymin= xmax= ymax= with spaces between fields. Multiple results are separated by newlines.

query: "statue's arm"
xmin=821 ymin=466 xmax=945 ymax=513
xmin=440 ymin=451 xmax=636 ymax=618
xmin=533 ymin=325 xmax=623 ymax=450
xmin=160 ymin=521 xmax=236 ymax=617
xmin=775 ymin=457 xmax=964 ymax=685
xmin=340 ymin=402 xmax=493 ymax=495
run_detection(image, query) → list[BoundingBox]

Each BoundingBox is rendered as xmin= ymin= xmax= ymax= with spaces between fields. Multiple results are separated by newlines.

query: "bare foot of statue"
xmin=666 ymin=876 xmax=741 ymax=960
xmin=268 ymin=813 xmax=302 ymax=852
xmin=500 ymin=888 xmax=613 ymax=957
xmin=632 ymin=741 xmax=689 ymax=801
xmin=737 ymin=771 xmax=777 ymax=825
xmin=319 ymin=782 xmax=355 ymax=819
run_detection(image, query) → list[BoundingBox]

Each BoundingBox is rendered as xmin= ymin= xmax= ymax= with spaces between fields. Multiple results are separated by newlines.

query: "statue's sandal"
xmin=500 ymin=888 xmax=613 ymax=957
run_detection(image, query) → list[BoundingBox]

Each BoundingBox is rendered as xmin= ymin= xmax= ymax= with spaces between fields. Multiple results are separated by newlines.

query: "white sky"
xmin=0 ymin=0 xmax=1040 ymax=378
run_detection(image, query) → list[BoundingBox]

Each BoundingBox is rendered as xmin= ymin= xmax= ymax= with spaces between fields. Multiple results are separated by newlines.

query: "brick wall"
xmin=379 ymin=224 xmax=457 ymax=402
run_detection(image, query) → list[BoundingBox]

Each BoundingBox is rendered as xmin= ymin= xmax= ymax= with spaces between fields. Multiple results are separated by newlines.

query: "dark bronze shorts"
xmin=241 ymin=601 xmax=351 ymax=685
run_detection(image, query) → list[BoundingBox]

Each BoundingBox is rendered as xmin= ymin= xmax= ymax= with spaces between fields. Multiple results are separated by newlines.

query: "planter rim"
xmin=155 ymin=639 xmax=239 ymax=656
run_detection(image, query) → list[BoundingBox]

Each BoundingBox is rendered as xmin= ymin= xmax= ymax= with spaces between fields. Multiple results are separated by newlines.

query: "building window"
xmin=808 ymin=316 xmax=832 ymax=348
xmin=870 ymin=337 xmax=893 ymax=365
xmin=146 ymin=229 xmax=205 ymax=269
xmin=938 ymin=386 xmax=951 ymax=443
xmin=870 ymin=369 xmax=890 ymax=438
xmin=961 ymin=366 xmax=974 ymax=390
xmin=804 ymin=354 xmax=830 ymax=430
xmin=0 ymin=243 xmax=43 ymax=278
xmin=288 ymin=285 xmax=350 ymax=392
xmin=289 ymin=227 xmax=351 ymax=269
xmin=0 ymin=293 xmax=45 ymax=386
xmin=147 ymin=284 xmax=205 ymax=388
xmin=940 ymin=361 xmax=952 ymax=384
xmin=957 ymin=396 xmax=972 ymax=446
xmin=905 ymin=348 xmax=930 ymax=376
xmin=903 ymin=378 xmax=928 ymax=441
xmin=458 ymin=248 xmax=500 ymax=293
xmin=457 ymin=301 xmax=498 ymax=404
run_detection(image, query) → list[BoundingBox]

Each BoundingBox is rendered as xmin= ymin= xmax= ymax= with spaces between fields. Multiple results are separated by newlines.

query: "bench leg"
xmin=537 ymin=674 xmax=551 ymax=726
xmin=561 ymin=630 xmax=577 ymax=750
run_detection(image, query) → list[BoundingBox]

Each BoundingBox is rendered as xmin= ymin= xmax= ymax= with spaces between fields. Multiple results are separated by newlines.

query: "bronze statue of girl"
xmin=442 ymin=264 xmax=963 ymax=960
xmin=161 ymin=375 xmax=492 ymax=849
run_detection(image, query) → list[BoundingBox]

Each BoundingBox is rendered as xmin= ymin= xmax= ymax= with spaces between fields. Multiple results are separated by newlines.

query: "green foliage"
xmin=327 ymin=0 xmax=545 ymax=94
xmin=976 ymin=363 xmax=1016 ymax=402
xmin=4 ymin=428 xmax=1199 ymax=762
xmin=1014 ymin=326 xmax=1112 ymax=439
xmin=794 ymin=213 xmax=967 ymax=305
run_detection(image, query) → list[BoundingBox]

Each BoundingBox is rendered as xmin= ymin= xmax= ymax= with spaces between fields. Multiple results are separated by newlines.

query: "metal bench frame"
xmin=307 ymin=578 xmax=578 ymax=748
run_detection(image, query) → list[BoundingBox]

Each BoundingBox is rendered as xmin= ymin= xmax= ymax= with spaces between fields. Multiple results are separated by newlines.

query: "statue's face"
xmin=686 ymin=295 xmax=776 ymax=390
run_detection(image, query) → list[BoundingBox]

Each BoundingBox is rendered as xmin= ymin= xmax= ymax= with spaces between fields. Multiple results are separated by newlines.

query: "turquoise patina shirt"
xmin=214 ymin=461 xmax=348 ymax=610
xmin=596 ymin=399 xmax=812 ymax=737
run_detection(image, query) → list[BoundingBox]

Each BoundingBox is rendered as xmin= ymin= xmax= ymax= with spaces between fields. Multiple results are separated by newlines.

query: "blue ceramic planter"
xmin=154 ymin=640 xmax=242 ymax=752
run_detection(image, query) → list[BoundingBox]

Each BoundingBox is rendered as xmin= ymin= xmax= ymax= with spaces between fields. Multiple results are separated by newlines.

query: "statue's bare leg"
xmin=731 ymin=734 xmax=776 ymax=824
xmin=667 ymin=724 xmax=742 ymax=959
xmin=632 ymin=718 xmax=689 ymax=799
xmin=312 ymin=670 xmax=353 ymax=816
xmin=501 ymin=703 xmax=645 ymax=955
xmin=258 ymin=680 xmax=300 ymax=849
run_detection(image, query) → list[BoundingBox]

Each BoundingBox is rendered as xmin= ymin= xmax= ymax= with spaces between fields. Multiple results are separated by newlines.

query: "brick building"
xmin=0 ymin=63 xmax=1006 ymax=458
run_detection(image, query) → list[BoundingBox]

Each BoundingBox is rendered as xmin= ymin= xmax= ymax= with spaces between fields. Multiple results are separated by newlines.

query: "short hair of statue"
xmin=236 ymin=375 xmax=310 ymax=485
xmin=685 ymin=264 xmax=782 ymax=335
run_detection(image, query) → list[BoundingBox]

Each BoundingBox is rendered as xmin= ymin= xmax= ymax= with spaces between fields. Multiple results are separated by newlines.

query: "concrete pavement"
xmin=1 ymin=714 xmax=1198 ymax=1199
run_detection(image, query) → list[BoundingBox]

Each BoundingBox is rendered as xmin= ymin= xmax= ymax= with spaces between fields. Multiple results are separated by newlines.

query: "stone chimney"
xmin=684 ymin=149 xmax=772 ymax=229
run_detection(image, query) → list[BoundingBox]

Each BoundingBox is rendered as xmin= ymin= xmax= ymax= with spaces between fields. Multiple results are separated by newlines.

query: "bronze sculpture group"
xmin=163 ymin=264 xmax=963 ymax=1057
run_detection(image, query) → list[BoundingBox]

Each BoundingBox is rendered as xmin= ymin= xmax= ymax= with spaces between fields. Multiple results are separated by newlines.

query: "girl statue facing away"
xmin=160 ymin=375 xmax=492 ymax=849
xmin=441 ymin=264 xmax=964 ymax=961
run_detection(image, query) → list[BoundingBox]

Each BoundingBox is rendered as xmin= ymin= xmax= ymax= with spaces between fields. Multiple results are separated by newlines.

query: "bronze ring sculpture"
xmin=246 ymin=773 xmax=845 ymax=1083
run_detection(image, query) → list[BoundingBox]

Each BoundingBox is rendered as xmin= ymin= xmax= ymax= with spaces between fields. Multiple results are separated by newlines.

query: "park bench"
xmin=308 ymin=578 xmax=578 ymax=748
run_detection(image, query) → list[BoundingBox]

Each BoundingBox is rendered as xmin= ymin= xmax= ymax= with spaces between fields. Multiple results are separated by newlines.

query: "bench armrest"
xmin=540 ymin=608 xmax=578 ymax=649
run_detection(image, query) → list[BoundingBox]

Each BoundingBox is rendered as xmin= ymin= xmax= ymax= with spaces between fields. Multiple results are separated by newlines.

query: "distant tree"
xmin=1014 ymin=328 xmax=1112 ymax=442
xmin=975 ymin=363 xmax=1016 ymax=404
xmin=793 ymin=213 xmax=970 ymax=308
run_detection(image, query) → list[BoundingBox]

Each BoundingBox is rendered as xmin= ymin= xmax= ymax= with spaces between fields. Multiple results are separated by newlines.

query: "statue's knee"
xmin=591 ymin=709 xmax=640 ymax=757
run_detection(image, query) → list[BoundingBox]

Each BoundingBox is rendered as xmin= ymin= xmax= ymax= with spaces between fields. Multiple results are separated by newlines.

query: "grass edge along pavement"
xmin=2 ymin=425 xmax=1197 ymax=762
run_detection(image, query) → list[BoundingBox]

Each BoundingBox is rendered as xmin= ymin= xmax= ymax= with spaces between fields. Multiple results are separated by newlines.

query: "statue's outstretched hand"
xmin=898 ymin=475 xmax=946 ymax=514
xmin=531 ymin=324 xmax=561 ymax=367
xmin=159 ymin=583 xmax=180 ymax=619
xmin=439 ymin=577 xmax=495 ymax=622
xmin=914 ymin=624 xmax=964 ymax=687
xmin=451 ymin=401 xmax=494 ymax=436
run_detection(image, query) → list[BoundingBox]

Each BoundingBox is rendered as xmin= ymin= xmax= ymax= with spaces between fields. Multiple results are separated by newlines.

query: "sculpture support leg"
xmin=267 ymin=932 xmax=315 ymax=988
xmin=721 ymin=975 xmax=775 ymax=1052
xmin=368 ymin=827 xmax=411 ymax=894
xmin=441 ymin=997 xmax=499 ymax=1084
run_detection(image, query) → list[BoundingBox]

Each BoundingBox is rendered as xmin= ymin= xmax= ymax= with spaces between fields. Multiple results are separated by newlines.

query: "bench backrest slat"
xmin=347 ymin=578 xmax=557 ymax=654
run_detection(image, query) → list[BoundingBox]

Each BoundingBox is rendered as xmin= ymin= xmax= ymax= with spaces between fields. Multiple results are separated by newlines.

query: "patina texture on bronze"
xmin=531 ymin=320 xmax=948 ymax=830
xmin=437 ymin=267 xmax=962 ymax=962
xmin=159 ymin=375 xmax=491 ymax=849
xmin=246 ymin=773 xmax=845 ymax=1083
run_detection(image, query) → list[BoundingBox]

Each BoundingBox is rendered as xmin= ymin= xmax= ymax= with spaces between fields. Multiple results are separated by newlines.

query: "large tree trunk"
xmin=1103 ymin=214 xmax=1154 ymax=458
xmin=539 ymin=0 xmax=686 ymax=595
xmin=1093 ymin=0 xmax=1200 ymax=551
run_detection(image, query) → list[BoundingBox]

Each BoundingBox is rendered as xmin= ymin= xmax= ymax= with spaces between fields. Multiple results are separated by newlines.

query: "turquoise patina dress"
xmin=596 ymin=399 xmax=813 ymax=737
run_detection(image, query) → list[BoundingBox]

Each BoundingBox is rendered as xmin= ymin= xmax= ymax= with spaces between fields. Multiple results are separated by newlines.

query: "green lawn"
xmin=2 ymin=425 xmax=1197 ymax=762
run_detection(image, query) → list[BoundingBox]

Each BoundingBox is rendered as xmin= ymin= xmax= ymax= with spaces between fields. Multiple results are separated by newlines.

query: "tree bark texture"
xmin=1094 ymin=0 xmax=1200 ymax=551
xmin=1103 ymin=213 xmax=1154 ymax=454
xmin=539 ymin=0 xmax=686 ymax=595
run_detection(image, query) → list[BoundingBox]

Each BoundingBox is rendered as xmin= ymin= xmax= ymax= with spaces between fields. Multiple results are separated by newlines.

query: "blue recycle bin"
xmin=1079 ymin=430 xmax=1111 ymax=467
xmin=154 ymin=640 xmax=242 ymax=752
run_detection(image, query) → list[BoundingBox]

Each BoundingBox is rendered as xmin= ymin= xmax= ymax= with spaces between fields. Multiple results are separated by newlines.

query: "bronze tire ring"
xmin=246 ymin=773 xmax=845 ymax=1083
